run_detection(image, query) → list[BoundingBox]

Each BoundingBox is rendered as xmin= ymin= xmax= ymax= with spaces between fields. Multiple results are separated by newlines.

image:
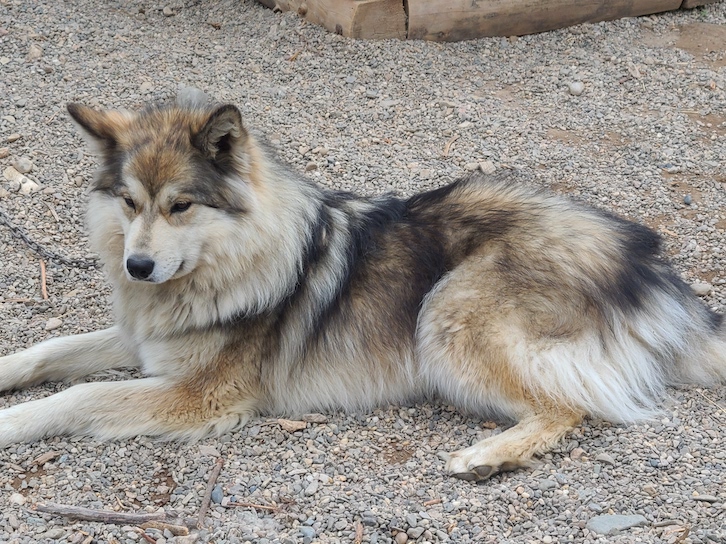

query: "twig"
xmin=227 ymin=502 xmax=279 ymax=512
xmin=442 ymin=134 xmax=459 ymax=157
xmin=140 ymin=521 xmax=189 ymax=536
xmin=197 ymin=457 xmax=224 ymax=528
xmin=354 ymin=520 xmax=363 ymax=544
xmin=134 ymin=528 xmax=157 ymax=544
xmin=34 ymin=503 xmax=169 ymax=525
xmin=696 ymin=389 xmax=726 ymax=417
xmin=423 ymin=498 xmax=442 ymax=507
xmin=39 ymin=259 xmax=48 ymax=300
xmin=45 ymin=201 xmax=60 ymax=222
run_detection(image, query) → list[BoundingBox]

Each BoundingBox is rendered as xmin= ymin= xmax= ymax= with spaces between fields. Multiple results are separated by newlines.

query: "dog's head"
xmin=68 ymin=92 xmax=261 ymax=284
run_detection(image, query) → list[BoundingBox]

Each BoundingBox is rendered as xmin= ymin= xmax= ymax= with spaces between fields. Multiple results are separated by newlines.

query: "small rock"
xmin=9 ymin=492 xmax=26 ymax=505
xmin=140 ymin=81 xmax=154 ymax=93
xmin=303 ymin=480 xmax=319 ymax=496
xmin=13 ymin=156 xmax=33 ymax=174
xmin=693 ymin=494 xmax=719 ymax=503
xmin=7 ymin=513 xmax=19 ymax=529
xmin=15 ymin=98 xmax=27 ymax=108
xmin=570 ymin=447 xmax=586 ymax=460
xmin=568 ymin=81 xmax=585 ymax=96
xmin=407 ymin=527 xmax=425 ymax=539
xmin=538 ymin=479 xmax=557 ymax=492
xmin=683 ymin=194 xmax=692 ymax=205
xmin=0 ymin=187 xmax=9 ymax=198
xmin=642 ymin=484 xmax=658 ymax=497
xmin=691 ymin=282 xmax=712 ymax=296
xmin=3 ymin=166 xmax=22 ymax=182
xmin=20 ymin=177 xmax=40 ymax=194
xmin=0 ymin=147 xmax=9 ymax=158
xmin=302 ymin=413 xmax=328 ymax=423
xmin=405 ymin=514 xmax=418 ymax=527
xmin=7 ymin=133 xmax=21 ymax=143
xmin=210 ymin=484 xmax=223 ymax=504
xmin=586 ymin=514 xmax=648 ymax=535
xmin=345 ymin=76 xmax=356 ymax=84
xmin=45 ymin=317 xmax=63 ymax=331
xmin=595 ymin=452 xmax=616 ymax=465
xmin=39 ymin=529 xmax=66 ymax=540
xmin=299 ymin=527 xmax=315 ymax=539
xmin=479 ymin=160 xmax=496 ymax=174
xmin=365 ymin=90 xmax=379 ymax=99
xmin=27 ymin=43 xmax=43 ymax=61
xmin=395 ymin=532 xmax=408 ymax=544
xmin=298 ymin=145 xmax=310 ymax=156
xmin=163 ymin=6 xmax=175 ymax=16
xmin=464 ymin=162 xmax=480 ymax=171
xmin=305 ymin=162 xmax=318 ymax=172
xmin=198 ymin=445 xmax=220 ymax=457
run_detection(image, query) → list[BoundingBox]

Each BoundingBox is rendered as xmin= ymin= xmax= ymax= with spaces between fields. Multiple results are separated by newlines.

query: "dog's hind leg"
xmin=0 ymin=326 xmax=138 ymax=391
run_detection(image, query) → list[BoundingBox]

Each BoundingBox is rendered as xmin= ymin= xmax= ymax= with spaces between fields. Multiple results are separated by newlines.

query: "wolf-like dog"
xmin=0 ymin=90 xmax=724 ymax=481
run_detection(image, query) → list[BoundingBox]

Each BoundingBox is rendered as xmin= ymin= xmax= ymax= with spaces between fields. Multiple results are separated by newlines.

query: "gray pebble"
xmin=684 ymin=194 xmax=692 ymax=205
xmin=210 ymin=484 xmax=223 ymax=504
xmin=568 ymin=81 xmax=585 ymax=96
xmin=586 ymin=514 xmax=648 ymax=535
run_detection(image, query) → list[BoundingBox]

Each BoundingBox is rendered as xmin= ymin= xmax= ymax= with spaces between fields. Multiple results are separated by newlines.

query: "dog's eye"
xmin=170 ymin=201 xmax=192 ymax=214
xmin=123 ymin=197 xmax=136 ymax=211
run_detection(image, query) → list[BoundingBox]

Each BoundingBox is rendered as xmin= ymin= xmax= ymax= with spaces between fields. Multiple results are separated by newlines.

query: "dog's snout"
xmin=126 ymin=256 xmax=155 ymax=280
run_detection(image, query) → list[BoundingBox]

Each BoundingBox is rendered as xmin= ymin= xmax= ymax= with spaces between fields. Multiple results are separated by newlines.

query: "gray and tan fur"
xmin=0 ymin=91 xmax=724 ymax=481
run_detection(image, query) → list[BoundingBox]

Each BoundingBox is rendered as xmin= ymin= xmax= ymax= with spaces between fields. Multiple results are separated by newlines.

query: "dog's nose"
xmin=126 ymin=256 xmax=155 ymax=280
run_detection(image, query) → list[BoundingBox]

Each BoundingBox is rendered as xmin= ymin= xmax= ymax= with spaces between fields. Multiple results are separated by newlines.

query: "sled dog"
xmin=0 ymin=90 xmax=724 ymax=481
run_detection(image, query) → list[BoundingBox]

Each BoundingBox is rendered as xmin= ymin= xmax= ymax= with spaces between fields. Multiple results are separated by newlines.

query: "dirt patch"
xmin=684 ymin=111 xmax=726 ymax=140
xmin=382 ymin=440 xmax=414 ymax=465
xmin=677 ymin=23 xmax=726 ymax=68
xmin=641 ymin=23 xmax=726 ymax=68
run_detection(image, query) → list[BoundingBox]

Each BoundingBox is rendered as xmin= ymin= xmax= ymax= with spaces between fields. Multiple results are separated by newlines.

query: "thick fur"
xmin=0 ymin=92 xmax=724 ymax=481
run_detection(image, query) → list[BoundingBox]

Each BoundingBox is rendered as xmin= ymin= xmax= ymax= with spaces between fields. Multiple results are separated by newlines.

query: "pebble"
xmin=12 ymin=156 xmax=33 ymax=173
xmin=6 ymin=133 xmax=21 ymax=143
xmin=19 ymin=177 xmax=40 ymax=194
xmin=586 ymin=514 xmax=648 ymax=535
xmin=9 ymin=493 xmax=26 ymax=505
xmin=303 ymin=480 xmax=319 ymax=496
xmin=305 ymin=161 xmax=318 ymax=172
xmin=691 ymin=282 xmax=712 ymax=296
xmin=45 ymin=317 xmax=63 ymax=331
xmin=568 ymin=81 xmax=585 ymax=96
xmin=570 ymin=447 xmax=586 ymax=460
xmin=0 ymin=147 xmax=9 ymax=158
xmin=683 ymin=193 xmax=692 ymax=205
xmin=538 ymin=479 xmax=557 ymax=491
xmin=163 ymin=6 xmax=175 ymax=16
xmin=140 ymin=81 xmax=154 ymax=93
xmin=595 ymin=452 xmax=616 ymax=465
xmin=693 ymin=495 xmax=719 ymax=503
xmin=210 ymin=484 xmax=223 ymax=504
xmin=479 ymin=160 xmax=496 ymax=174
xmin=27 ymin=43 xmax=43 ymax=60
xmin=395 ymin=532 xmax=408 ymax=544
xmin=365 ymin=90 xmax=379 ymax=99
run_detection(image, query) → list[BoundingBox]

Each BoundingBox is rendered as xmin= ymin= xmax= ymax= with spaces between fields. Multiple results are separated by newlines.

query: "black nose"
xmin=126 ymin=256 xmax=155 ymax=280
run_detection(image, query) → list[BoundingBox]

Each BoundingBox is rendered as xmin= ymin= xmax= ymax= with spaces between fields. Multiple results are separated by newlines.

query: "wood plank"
xmin=257 ymin=0 xmax=405 ymax=40
xmin=681 ymin=0 xmax=720 ymax=8
xmin=407 ymin=0 xmax=683 ymax=41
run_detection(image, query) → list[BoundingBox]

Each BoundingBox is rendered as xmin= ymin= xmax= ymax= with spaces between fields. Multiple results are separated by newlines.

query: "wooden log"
xmin=407 ymin=0 xmax=683 ymax=41
xmin=681 ymin=0 xmax=720 ymax=8
xmin=258 ymin=0 xmax=406 ymax=40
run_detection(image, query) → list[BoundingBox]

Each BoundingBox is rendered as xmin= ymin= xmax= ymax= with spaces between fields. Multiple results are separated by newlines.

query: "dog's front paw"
xmin=443 ymin=442 xmax=530 ymax=482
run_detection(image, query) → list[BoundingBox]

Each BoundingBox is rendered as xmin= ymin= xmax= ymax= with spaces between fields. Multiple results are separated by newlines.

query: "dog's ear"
xmin=67 ymin=103 xmax=131 ymax=154
xmin=192 ymin=104 xmax=248 ymax=167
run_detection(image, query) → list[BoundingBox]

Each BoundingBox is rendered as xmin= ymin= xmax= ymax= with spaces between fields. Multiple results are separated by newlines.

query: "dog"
xmin=0 ymin=89 xmax=724 ymax=482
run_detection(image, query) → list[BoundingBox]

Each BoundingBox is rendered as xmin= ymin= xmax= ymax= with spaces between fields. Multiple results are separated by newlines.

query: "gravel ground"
xmin=1 ymin=1 xmax=726 ymax=543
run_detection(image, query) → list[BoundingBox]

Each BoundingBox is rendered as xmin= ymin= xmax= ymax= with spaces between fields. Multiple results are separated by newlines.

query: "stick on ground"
xmin=197 ymin=457 xmax=224 ymax=528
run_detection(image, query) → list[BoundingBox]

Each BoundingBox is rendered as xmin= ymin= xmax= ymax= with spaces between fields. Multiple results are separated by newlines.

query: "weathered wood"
xmin=681 ymin=0 xmax=719 ymax=8
xmin=259 ymin=0 xmax=406 ymax=40
xmin=407 ymin=0 xmax=683 ymax=41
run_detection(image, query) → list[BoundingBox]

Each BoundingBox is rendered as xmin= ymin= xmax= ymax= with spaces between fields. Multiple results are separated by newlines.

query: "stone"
xmin=6 ymin=133 xmax=21 ymax=143
xmin=407 ymin=527 xmax=425 ymax=539
xmin=13 ymin=156 xmax=33 ymax=173
xmin=140 ymin=81 xmax=154 ymax=93
xmin=163 ymin=6 xmax=175 ymax=16
xmin=303 ymin=480 xmax=319 ymax=496
xmin=690 ymin=282 xmax=712 ymax=296
xmin=479 ymin=160 xmax=496 ymax=174
xmin=586 ymin=514 xmax=648 ymax=535
xmin=45 ymin=317 xmax=63 ymax=331
xmin=0 ymin=147 xmax=9 ymax=158
xmin=305 ymin=162 xmax=318 ymax=172
xmin=210 ymin=484 xmax=223 ymax=504
xmin=302 ymin=413 xmax=328 ymax=423
xmin=568 ymin=81 xmax=585 ymax=96
xmin=595 ymin=452 xmax=616 ymax=465
xmin=395 ymin=532 xmax=408 ymax=544
xmin=570 ymin=447 xmax=586 ymax=460
xmin=27 ymin=43 xmax=43 ymax=60
xmin=20 ymin=177 xmax=40 ymax=194
xmin=9 ymin=492 xmax=26 ymax=505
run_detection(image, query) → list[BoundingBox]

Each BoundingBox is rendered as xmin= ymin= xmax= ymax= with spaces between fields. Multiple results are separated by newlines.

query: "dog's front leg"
xmin=0 ymin=376 xmax=256 ymax=447
xmin=0 ymin=326 xmax=139 ymax=392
